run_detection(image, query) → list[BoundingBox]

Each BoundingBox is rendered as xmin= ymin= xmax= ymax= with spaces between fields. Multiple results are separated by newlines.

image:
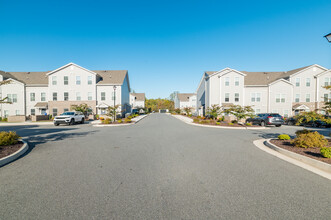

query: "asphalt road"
xmin=0 ymin=114 xmax=330 ymax=219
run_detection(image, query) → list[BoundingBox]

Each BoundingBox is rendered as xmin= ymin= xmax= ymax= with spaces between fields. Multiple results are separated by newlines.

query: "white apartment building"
xmin=174 ymin=93 xmax=197 ymax=111
xmin=130 ymin=93 xmax=145 ymax=109
xmin=197 ymin=64 xmax=331 ymax=117
xmin=0 ymin=62 xmax=131 ymax=118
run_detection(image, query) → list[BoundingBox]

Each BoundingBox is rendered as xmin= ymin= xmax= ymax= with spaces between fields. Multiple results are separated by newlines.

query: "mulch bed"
xmin=270 ymin=139 xmax=331 ymax=165
xmin=0 ymin=141 xmax=24 ymax=159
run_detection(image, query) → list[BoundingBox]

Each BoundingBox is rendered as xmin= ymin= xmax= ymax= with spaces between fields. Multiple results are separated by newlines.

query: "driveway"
xmin=0 ymin=114 xmax=330 ymax=219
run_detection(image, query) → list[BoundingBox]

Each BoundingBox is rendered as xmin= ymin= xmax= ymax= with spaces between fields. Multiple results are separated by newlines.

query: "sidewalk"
xmin=93 ymin=114 xmax=148 ymax=127
xmin=0 ymin=121 xmax=54 ymax=126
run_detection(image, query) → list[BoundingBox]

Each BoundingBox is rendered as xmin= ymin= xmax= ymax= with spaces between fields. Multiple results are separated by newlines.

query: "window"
xmin=306 ymin=78 xmax=310 ymax=87
xmin=88 ymin=76 xmax=92 ymax=85
xmin=306 ymin=94 xmax=310 ymax=102
xmin=12 ymin=94 xmax=17 ymax=103
xmin=76 ymin=92 xmax=81 ymax=101
xmin=235 ymin=77 xmax=239 ymax=86
xmin=41 ymin=92 xmax=46 ymax=101
xmin=325 ymin=77 xmax=330 ymax=86
xmin=235 ymin=93 xmax=239 ymax=102
xmin=295 ymin=94 xmax=300 ymax=102
xmin=255 ymin=109 xmax=260 ymax=114
xmin=76 ymin=76 xmax=81 ymax=85
xmin=53 ymin=92 xmax=57 ymax=101
xmin=4 ymin=110 xmax=8 ymax=118
xmin=295 ymin=78 xmax=300 ymax=87
xmin=88 ymin=92 xmax=92 ymax=100
xmin=281 ymin=94 xmax=286 ymax=103
xmin=64 ymin=92 xmax=69 ymax=101
xmin=101 ymin=92 xmax=106 ymax=101
xmin=15 ymin=110 xmax=20 ymax=115
xmin=276 ymin=94 xmax=280 ymax=103
xmin=52 ymin=76 xmax=57 ymax=85
xmin=251 ymin=93 xmax=261 ymax=102
xmin=53 ymin=108 xmax=58 ymax=116
xmin=7 ymin=94 xmax=12 ymax=102
xmin=64 ymin=108 xmax=69 ymax=112
xmin=284 ymin=110 xmax=289 ymax=118
xmin=64 ymin=76 xmax=68 ymax=85
xmin=225 ymin=93 xmax=229 ymax=102
xmin=225 ymin=77 xmax=229 ymax=86
xmin=31 ymin=109 xmax=35 ymax=115
xmin=30 ymin=93 xmax=35 ymax=101
xmin=324 ymin=94 xmax=328 ymax=102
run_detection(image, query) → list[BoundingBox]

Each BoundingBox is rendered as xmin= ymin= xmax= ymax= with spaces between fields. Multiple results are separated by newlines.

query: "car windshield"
xmin=61 ymin=112 xmax=75 ymax=116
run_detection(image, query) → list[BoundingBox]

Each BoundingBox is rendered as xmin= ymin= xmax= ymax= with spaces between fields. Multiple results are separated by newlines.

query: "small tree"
xmin=183 ymin=107 xmax=193 ymax=115
xmin=71 ymin=103 xmax=91 ymax=116
xmin=294 ymin=111 xmax=324 ymax=125
xmin=107 ymin=105 xmax=120 ymax=121
xmin=173 ymin=108 xmax=181 ymax=114
xmin=206 ymin=104 xmax=222 ymax=119
xmin=223 ymin=105 xmax=254 ymax=122
xmin=323 ymin=85 xmax=331 ymax=114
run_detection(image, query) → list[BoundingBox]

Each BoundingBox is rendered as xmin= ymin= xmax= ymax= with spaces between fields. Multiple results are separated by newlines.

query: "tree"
xmin=206 ymin=104 xmax=222 ymax=119
xmin=71 ymin=103 xmax=91 ymax=116
xmin=183 ymin=107 xmax=193 ymax=115
xmin=145 ymin=98 xmax=174 ymax=112
xmin=169 ymin=91 xmax=179 ymax=101
xmin=106 ymin=105 xmax=120 ymax=121
xmin=323 ymin=85 xmax=331 ymax=114
xmin=294 ymin=111 xmax=324 ymax=125
xmin=223 ymin=105 xmax=254 ymax=122
xmin=174 ymin=108 xmax=181 ymax=114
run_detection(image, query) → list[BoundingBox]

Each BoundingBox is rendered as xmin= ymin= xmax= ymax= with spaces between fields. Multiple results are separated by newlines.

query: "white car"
xmin=54 ymin=111 xmax=85 ymax=126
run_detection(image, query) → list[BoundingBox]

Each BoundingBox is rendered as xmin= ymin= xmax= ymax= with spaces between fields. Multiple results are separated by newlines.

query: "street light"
xmin=324 ymin=32 xmax=331 ymax=43
xmin=113 ymin=85 xmax=117 ymax=122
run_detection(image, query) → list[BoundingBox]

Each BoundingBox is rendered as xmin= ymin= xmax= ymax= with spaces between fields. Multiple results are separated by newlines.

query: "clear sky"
xmin=0 ymin=0 xmax=330 ymax=99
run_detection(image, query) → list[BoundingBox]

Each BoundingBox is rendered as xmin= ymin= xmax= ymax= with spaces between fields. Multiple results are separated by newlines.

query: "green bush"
xmin=0 ymin=131 xmax=20 ymax=146
xmin=200 ymin=120 xmax=209 ymax=124
xmin=231 ymin=120 xmax=238 ymax=124
xmin=246 ymin=123 xmax=252 ymax=126
xmin=127 ymin=115 xmax=132 ymax=119
xmin=228 ymin=122 xmax=234 ymax=125
xmin=102 ymin=118 xmax=112 ymax=124
xmin=117 ymin=119 xmax=123 ymax=123
xmin=278 ymin=134 xmax=291 ymax=140
xmin=49 ymin=115 xmax=52 ymax=120
xmin=95 ymin=114 xmax=99 ymax=119
xmin=295 ymin=129 xmax=312 ymax=137
xmin=291 ymin=131 xmax=327 ymax=148
xmin=124 ymin=118 xmax=131 ymax=123
xmin=2 ymin=118 xmax=7 ymax=122
xmin=320 ymin=147 xmax=331 ymax=158
xmin=216 ymin=122 xmax=220 ymax=125
xmin=193 ymin=118 xmax=200 ymax=123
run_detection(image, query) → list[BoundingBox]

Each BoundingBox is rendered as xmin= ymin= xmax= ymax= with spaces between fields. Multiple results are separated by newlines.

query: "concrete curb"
xmin=0 ymin=122 xmax=53 ymax=126
xmin=172 ymin=114 xmax=270 ymax=130
xmin=0 ymin=139 xmax=29 ymax=167
xmin=253 ymin=139 xmax=331 ymax=180
xmin=93 ymin=114 xmax=148 ymax=127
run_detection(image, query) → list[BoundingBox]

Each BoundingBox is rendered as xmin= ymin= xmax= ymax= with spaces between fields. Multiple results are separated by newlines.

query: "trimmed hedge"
xmin=278 ymin=134 xmax=291 ymax=140
xmin=0 ymin=131 xmax=20 ymax=146
xmin=291 ymin=131 xmax=327 ymax=148
xmin=320 ymin=147 xmax=331 ymax=158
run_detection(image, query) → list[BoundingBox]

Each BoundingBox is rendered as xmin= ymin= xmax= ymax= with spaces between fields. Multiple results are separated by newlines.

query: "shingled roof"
xmin=0 ymin=70 xmax=128 ymax=86
xmin=177 ymin=93 xmax=196 ymax=102
xmin=131 ymin=93 xmax=145 ymax=101
xmin=205 ymin=65 xmax=313 ymax=86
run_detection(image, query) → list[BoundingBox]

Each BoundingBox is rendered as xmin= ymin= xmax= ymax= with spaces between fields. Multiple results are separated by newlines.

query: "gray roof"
xmin=0 ymin=70 xmax=128 ymax=86
xmin=131 ymin=93 xmax=145 ymax=101
xmin=205 ymin=65 xmax=313 ymax=86
xmin=177 ymin=93 xmax=195 ymax=102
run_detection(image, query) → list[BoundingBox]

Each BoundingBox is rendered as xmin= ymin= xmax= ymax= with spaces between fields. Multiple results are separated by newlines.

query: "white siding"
xmin=269 ymin=80 xmax=293 ymax=116
xmin=0 ymin=79 xmax=25 ymax=117
xmin=26 ymin=86 xmax=48 ymax=115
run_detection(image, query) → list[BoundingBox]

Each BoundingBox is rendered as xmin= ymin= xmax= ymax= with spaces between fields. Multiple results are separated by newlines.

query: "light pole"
xmin=324 ymin=33 xmax=331 ymax=43
xmin=113 ymin=85 xmax=117 ymax=122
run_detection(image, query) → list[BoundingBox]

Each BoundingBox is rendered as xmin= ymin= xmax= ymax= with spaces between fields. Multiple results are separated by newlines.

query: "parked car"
xmin=246 ymin=113 xmax=284 ymax=127
xmin=53 ymin=111 xmax=85 ymax=126
xmin=285 ymin=117 xmax=297 ymax=125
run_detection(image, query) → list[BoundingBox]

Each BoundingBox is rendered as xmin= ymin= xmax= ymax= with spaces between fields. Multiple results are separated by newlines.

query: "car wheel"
xmin=276 ymin=124 xmax=281 ymax=127
xmin=81 ymin=118 xmax=85 ymax=124
xmin=260 ymin=121 xmax=265 ymax=126
xmin=54 ymin=123 xmax=59 ymax=126
xmin=70 ymin=119 xmax=75 ymax=125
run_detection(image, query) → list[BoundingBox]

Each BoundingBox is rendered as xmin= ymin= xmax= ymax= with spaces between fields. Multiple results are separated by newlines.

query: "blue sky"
xmin=0 ymin=0 xmax=330 ymax=99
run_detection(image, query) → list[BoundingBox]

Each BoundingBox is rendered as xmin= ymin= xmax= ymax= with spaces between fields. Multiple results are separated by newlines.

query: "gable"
xmin=47 ymin=63 xmax=97 ymax=76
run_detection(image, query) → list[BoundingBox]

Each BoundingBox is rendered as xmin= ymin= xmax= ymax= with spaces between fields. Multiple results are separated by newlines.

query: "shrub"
xmin=246 ymin=123 xmax=252 ymax=126
xmin=117 ymin=119 xmax=123 ymax=123
xmin=48 ymin=115 xmax=52 ymax=120
xmin=2 ymin=118 xmax=7 ymax=122
xmin=231 ymin=120 xmax=238 ymax=124
xmin=124 ymin=118 xmax=131 ymax=123
xmin=197 ymin=116 xmax=201 ymax=119
xmin=291 ymin=131 xmax=327 ymax=148
xmin=320 ymin=147 xmax=331 ymax=158
xmin=193 ymin=118 xmax=200 ymax=123
xmin=188 ymin=114 xmax=192 ymax=117
xmin=102 ymin=118 xmax=112 ymax=124
xmin=295 ymin=129 xmax=312 ymax=137
xmin=100 ymin=117 xmax=104 ymax=120
xmin=200 ymin=120 xmax=209 ymax=124
xmin=95 ymin=114 xmax=99 ymax=119
xmin=217 ymin=116 xmax=225 ymax=122
xmin=228 ymin=122 xmax=234 ymax=125
xmin=127 ymin=115 xmax=132 ymax=119
xmin=216 ymin=122 xmax=220 ymax=125
xmin=0 ymin=131 xmax=20 ymax=146
xmin=278 ymin=134 xmax=291 ymax=140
